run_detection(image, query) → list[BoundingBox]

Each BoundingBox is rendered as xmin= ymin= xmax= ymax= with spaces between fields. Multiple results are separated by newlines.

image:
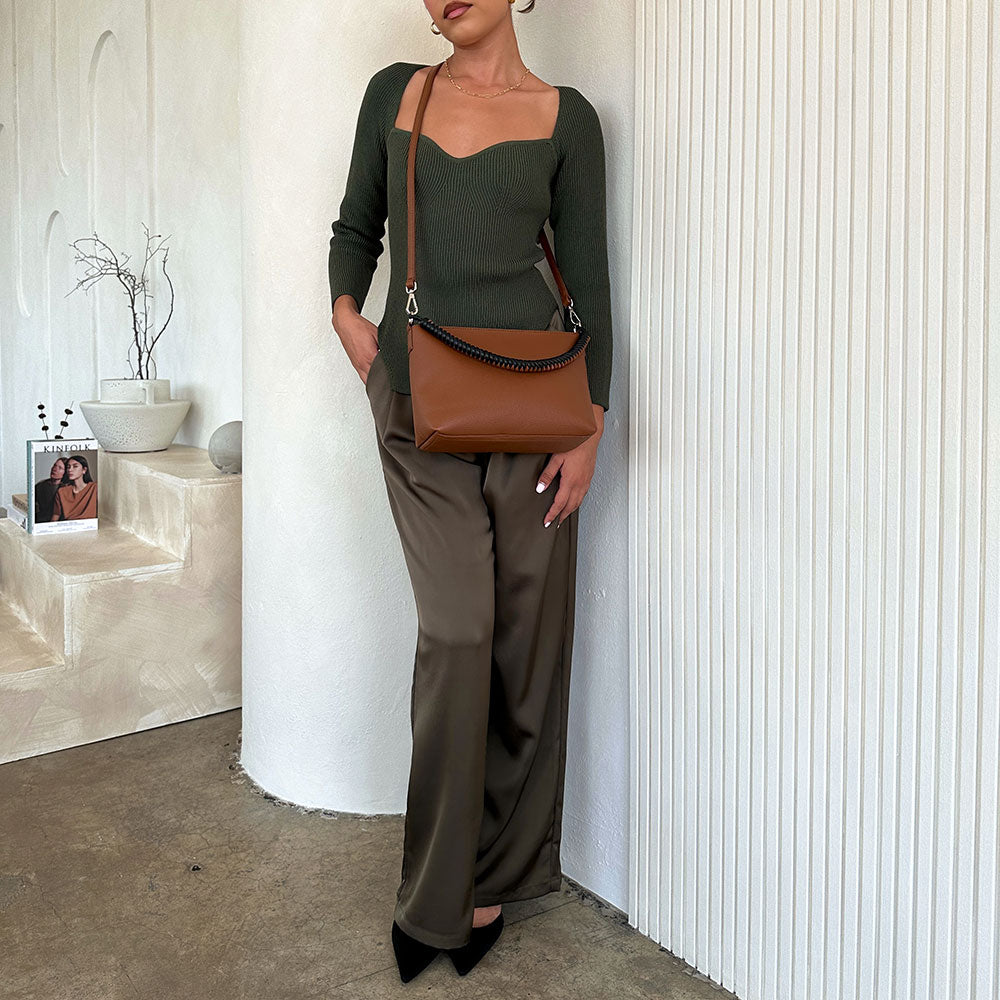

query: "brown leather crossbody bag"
xmin=404 ymin=61 xmax=598 ymax=453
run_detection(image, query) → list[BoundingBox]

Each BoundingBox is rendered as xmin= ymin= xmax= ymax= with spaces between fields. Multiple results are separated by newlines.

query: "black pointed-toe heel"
xmin=446 ymin=910 xmax=504 ymax=976
xmin=391 ymin=920 xmax=441 ymax=983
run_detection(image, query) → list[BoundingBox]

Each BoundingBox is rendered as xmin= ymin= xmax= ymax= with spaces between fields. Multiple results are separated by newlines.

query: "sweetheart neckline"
xmin=389 ymin=126 xmax=557 ymax=161
xmin=389 ymin=65 xmax=564 ymax=162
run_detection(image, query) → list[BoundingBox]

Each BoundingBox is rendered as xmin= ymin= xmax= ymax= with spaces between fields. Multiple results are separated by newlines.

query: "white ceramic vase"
xmin=79 ymin=378 xmax=191 ymax=453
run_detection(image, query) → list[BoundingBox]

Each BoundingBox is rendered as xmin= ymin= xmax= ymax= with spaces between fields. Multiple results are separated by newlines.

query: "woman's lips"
xmin=444 ymin=3 xmax=471 ymax=18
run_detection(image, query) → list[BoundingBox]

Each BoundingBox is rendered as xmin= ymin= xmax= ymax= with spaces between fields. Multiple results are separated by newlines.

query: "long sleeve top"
xmin=327 ymin=62 xmax=614 ymax=412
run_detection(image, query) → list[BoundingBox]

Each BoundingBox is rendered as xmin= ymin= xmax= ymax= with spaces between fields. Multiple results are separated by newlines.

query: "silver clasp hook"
xmin=405 ymin=280 xmax=419 ymax=317
xmin=566 ymin=297 xmax=582 ymax=331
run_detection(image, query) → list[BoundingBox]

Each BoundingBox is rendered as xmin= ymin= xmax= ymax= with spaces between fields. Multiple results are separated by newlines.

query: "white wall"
xmin=238 ymin=0 xmax=633 ymax=914
xmin=0 ymin=0 xmax=243 ymax=505
xmin=630 ymin=3 xmax=1000 ymax=999
xmin=2 ymin=0 xmax=634 ymax=918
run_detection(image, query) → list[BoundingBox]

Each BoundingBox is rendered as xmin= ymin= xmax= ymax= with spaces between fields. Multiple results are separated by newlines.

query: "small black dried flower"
xmin=35 ymin=401 xmax=75 ymax=440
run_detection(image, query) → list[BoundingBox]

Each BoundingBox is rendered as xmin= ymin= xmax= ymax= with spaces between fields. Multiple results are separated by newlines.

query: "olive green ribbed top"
xmin=327 ymin=61 xmax=613 ymax=412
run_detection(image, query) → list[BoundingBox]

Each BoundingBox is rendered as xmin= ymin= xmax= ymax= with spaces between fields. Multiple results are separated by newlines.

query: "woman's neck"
xmin=446 ymin=32 xmax=525 ymax=88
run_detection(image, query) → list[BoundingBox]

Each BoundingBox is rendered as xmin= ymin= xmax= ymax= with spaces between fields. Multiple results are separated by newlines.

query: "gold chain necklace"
xmin=444 ymin=57 xmax=531 ymax=99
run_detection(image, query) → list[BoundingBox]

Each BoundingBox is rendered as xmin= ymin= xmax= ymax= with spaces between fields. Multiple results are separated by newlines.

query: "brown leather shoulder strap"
xmin=537 ymin=227 xmax=570 ymax=307
xmin=405 ymin=61 xmax=573 ymax=310
xmin=405 ymin=63 xmax=441 ymax=293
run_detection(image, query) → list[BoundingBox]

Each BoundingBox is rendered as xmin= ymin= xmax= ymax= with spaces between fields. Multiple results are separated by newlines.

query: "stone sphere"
xmin=208 ymin=420 xmax=243 ymax=474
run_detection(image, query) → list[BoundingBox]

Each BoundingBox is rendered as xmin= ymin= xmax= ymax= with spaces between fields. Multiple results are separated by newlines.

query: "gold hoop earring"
xmin=430 ymin=19 xmax=441 ymax=34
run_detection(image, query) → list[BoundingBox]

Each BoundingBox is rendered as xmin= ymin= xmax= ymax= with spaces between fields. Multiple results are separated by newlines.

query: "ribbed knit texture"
xmin=328 ymin=61 xmax=613 ymax=412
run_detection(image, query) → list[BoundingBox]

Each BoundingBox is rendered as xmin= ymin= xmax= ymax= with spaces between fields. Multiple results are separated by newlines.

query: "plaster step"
xmin=0 ymin=598 xmax=64 ymax=675
xmin=98 ymin=444 xmax=235 ymax=561
xmin=0 ymin=517 xmax=183 ymax=656
xmin=0 ymin=444 xmax=242 ymax=764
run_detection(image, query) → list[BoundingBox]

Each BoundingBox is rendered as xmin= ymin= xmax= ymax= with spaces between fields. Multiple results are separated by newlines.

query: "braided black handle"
xmin=409 ymin=315 xmax=591 ymax=372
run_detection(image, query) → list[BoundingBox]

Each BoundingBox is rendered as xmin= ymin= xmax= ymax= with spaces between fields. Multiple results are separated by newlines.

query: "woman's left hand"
xmin=535 ymin=404 xmax=605 ymax=528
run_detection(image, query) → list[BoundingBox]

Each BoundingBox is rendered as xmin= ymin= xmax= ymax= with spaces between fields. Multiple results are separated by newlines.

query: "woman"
xmin=35 ymin=457 xmax=67 ymax=524
xmin=50 ymin=455 xmax=97 ymax=521
xmin=327 ymin=0 xmax=613 ymax=982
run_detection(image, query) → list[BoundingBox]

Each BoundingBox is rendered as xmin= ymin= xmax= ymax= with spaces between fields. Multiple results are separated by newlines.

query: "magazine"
xmin=26 ymin=439 xmax=100 ymax=535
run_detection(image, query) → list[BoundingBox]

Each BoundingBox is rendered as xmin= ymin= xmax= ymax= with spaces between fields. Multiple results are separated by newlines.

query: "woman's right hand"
xmin=332 ymin=295 xmax=379 ymax=385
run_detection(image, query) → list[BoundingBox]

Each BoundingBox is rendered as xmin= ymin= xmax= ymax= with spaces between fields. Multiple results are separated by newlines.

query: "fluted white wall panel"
xmin=629 ymin=3 xmax=1000 ymax=999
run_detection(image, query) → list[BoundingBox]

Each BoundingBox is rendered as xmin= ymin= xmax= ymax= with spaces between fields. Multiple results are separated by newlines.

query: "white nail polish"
xmin=544 ymin=520 xmax=551 ymax=528
xmin=536 ymin=481 xmax=546 ymax=492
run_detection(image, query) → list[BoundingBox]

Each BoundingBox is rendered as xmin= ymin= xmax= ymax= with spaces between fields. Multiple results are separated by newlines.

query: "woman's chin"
xmin=440 ymin=12 xmax=489 ymax=39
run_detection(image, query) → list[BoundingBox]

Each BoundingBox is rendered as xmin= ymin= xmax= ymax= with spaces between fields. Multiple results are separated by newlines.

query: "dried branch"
xmin=66 ymin=224 xmax=175 ymax=380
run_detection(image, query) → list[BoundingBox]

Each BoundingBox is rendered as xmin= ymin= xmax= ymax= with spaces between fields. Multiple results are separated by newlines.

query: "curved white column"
xmin=237 ymin=1 xmax=428 ymax=812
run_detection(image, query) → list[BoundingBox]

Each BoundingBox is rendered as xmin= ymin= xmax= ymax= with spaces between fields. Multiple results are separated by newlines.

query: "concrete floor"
xmin=1 ymin=709 xmax=734 ymax=1000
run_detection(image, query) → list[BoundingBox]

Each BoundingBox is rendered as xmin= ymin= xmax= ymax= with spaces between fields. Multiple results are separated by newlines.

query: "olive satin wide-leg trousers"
xmin=363 ymin=319 xmax=580 ymax=951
